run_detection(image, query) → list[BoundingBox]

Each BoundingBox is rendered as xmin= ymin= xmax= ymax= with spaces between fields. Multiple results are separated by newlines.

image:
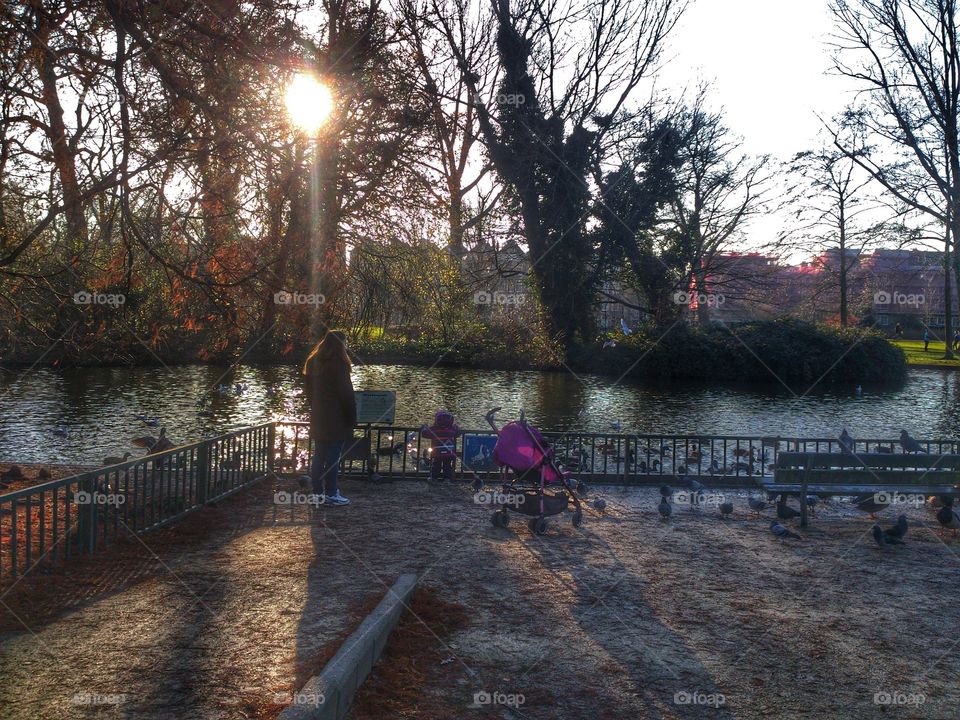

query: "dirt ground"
xmin=1 ymin=475 xmax=958 ymax=719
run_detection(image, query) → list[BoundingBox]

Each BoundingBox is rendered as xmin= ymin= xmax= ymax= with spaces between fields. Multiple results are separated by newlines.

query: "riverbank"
xmin=892 ymin=339 xmax=960 ymax=369
xmin=2 ymin=320 xmax=908 ymax=387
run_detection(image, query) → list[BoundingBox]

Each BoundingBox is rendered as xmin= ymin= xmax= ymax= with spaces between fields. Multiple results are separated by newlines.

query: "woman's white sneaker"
xmin=327 ymin=493 xmax=350 ymax=505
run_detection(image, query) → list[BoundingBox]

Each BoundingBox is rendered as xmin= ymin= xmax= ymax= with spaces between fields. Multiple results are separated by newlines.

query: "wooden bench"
xmin=760 ymin=451 xmax=960 ymax=527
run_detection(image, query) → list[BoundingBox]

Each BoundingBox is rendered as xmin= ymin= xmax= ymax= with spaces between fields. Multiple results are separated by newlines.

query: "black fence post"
xmin=197 ymin=442 xmax=210 ymax=505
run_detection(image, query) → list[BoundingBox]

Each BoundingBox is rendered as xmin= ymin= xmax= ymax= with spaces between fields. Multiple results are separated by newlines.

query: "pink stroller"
xmin=477 ymin=408 xmax=585 ymax=535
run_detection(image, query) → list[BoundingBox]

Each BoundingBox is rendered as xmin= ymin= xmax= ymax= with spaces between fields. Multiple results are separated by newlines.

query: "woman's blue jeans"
xmin=311 ymin=441 xmax=344 ymax=496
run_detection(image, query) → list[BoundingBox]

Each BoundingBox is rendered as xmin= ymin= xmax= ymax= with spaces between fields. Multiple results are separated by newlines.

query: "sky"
xmin=657 ymin=0 xmax=860 ymax=254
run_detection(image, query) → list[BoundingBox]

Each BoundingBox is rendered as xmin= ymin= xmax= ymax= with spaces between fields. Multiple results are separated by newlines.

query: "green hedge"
xmin=571 ymin=319 xmax=907 ymax=385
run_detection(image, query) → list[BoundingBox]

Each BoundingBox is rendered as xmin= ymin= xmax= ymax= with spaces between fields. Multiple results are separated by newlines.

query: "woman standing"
xmin=303 ymin=330 xmax=356 ymax=505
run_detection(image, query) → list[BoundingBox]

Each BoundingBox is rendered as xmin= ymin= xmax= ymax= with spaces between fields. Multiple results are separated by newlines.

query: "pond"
xmin=0 ymin=363 xmax=957 ymax=465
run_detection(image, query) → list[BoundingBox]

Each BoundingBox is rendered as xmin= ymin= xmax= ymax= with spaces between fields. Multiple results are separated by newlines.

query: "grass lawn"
xmin=892 ymin=339 xmax=960 ymax=368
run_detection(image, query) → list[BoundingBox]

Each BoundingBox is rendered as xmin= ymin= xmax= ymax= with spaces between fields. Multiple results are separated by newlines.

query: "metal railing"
xmin=4 ymin=420 xmax=957 ymax=583
xmin=0 ymin=423 xmax=273 ymax=583
xmin=272 ymin=421 xmax=960 ymax=484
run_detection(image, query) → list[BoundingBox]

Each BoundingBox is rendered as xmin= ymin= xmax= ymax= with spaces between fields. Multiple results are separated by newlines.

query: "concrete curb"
xmin=279 ymin=573 xmax=418 ymax=720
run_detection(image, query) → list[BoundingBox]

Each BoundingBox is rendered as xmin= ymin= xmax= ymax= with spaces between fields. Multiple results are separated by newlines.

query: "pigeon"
xmin=658 ymin=496 xmax=672 ymax=520
xmin=602 ymin=339 xmax=617 ymax=349
xmin=872 ymin=524 xmax=894 ymax=547
xmin=770 ymin=520 xmax=801 ymax=539
xmin=805 ymin=495 xmax=820 ymax=516
xmin=659 ymin=484 xmax=671 ymax=499
xmin=900 ymin=430 xmax=923 ymax=454
xmin=748 ymin=496 xmax=767 ymax=514
xmin=593 ymin=498 xmax=607 ymax=513
xmin=777 ymin=496 xmax=801 ymax=520
xmin=687 ymin=478 xmax=705 ymax=494
xmin=719 ymin=501 xmax=734 ymax=519
xmin=854 ymin=493 xmax=888 ymax=519
xmin=839 ymin=429 xmax=854 ymax=454
xmin=884 ymin=514 xmax=909 ymax=543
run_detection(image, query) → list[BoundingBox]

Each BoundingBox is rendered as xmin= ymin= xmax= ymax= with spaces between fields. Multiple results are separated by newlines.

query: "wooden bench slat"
xmin=776 ymin=452 xmax=960 ymax=470
xmin=761 ymin=483 xmax=958 ymax=496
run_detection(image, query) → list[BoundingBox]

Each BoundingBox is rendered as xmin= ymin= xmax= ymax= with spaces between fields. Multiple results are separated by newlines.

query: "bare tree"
xmin=830 ymin=0 xmax=960 ymax=356
xmin=667 ymin=94 xmax=772 ymax=324
xmin=430 ymin=0 xmax=684 ymax=352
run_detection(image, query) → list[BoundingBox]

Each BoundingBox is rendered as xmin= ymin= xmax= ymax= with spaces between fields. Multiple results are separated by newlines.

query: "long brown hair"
xmin=302 ymin=329 xmax=351 ymax=375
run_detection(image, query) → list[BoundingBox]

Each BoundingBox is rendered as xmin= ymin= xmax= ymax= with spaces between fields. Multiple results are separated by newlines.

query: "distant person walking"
xmin=924 ymin=329 xmax=930 ymax=352
xmin=303 ymin=330 xmax=356 ymax=505
xmin=895 ymin=322 xmax=903 ymax=338
xmin=954 ymin=329 xmax=960 ymax=351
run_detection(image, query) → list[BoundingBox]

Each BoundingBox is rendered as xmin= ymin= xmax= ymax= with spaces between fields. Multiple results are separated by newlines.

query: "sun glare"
xmin=284 ymin=73 xmax=334 ymax=135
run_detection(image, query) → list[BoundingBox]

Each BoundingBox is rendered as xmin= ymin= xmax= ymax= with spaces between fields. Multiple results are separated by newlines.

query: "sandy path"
xmin=0 ymin=477 xmax=958 ymax=719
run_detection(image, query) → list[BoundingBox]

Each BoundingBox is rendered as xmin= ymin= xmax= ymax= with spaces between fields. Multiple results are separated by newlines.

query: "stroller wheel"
xmin=571 ymin=509 xmax=583 ymax=528
xmin=528 ymin=517 xmax=548 ymax=535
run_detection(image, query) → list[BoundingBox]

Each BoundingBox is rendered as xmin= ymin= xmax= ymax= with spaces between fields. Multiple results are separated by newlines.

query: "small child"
xmin=420 ymin=410 xmax=462 ymax=482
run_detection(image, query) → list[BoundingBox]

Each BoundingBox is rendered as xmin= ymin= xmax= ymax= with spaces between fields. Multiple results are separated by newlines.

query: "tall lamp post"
xmin=284 ymin=72 xmax=334 ymax=336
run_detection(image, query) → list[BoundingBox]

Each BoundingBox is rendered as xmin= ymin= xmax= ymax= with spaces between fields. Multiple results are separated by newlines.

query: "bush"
xmin=571 ymin=319 xmax=907 ymax=386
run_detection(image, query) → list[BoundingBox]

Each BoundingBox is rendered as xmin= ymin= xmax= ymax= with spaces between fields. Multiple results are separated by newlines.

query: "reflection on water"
xmin=0 ymin=364 xmax=958 ymax=465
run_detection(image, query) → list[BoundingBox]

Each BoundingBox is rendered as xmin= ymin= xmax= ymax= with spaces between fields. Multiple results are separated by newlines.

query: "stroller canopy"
xmin=493 ymin=422 xmax=562 ymax=483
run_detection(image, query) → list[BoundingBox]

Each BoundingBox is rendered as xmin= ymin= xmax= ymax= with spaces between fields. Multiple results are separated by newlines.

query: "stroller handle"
xmin=484 ymin=407 xmax=502 ymax=432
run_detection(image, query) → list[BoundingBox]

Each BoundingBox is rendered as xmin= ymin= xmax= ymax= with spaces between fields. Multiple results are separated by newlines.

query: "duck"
xmin=686 ymin=451 xmax=702 ymax=464
xmin=52 ymin=427 xmax=69 ymax=438
xmin=937 ymin=498 xmax=960 ymax=537
xmin=376 ymin=441 xmax=405 ymax=457
xmin=1 ymin=465 xmax=25 ymax=483
xmin=103 ymin=452 xmax=132 ymax=466
xmin=854 ymin=493 xmax=888 ymax=519
xmin=37 ymin=468 xmax=51 ymax=481
xmin=733 ymin=447 xmax=752 ymax=458
xmin=131 ymin=427 xmax=172 ymax=454
xmin=136 ymin=414 xmax=159 ymax=427
xmin=609 ymin=420 xmax=622 ymax=432
xmin=719 ymin=501 xmax=734 ymax=519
